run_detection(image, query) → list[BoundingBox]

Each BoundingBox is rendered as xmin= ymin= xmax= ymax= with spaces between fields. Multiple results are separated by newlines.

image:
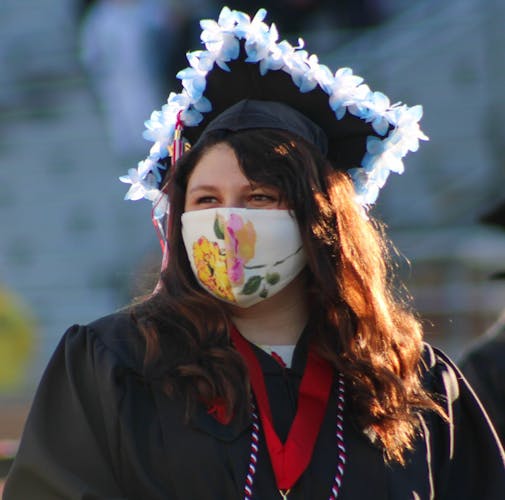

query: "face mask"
xmin=181 ymin=208 xmax=307 ymax=307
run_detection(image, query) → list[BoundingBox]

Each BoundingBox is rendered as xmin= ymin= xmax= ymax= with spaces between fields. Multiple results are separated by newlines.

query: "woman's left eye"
xmin=250 ymin=193 xmax=275 ymax=202
xmin=247 ymin=192 xmax=280 ymax=208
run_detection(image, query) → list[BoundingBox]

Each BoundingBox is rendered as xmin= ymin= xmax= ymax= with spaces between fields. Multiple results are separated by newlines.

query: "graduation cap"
xmin=480 ymin=199 xmax=505 ymax=280
xmin=119 ymin=6 xmax=428 ymax=240
xmin=183 ymin=56 xmax=376 ymax=171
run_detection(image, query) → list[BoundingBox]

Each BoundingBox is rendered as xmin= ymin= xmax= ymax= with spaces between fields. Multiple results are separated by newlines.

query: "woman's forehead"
xmin=187 ymin=143 xmax=249 ymax=189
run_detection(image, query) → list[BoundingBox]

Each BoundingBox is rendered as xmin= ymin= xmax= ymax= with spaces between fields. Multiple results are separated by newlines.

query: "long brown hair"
xmin=133 ymin=128 xmax=442 ymax=463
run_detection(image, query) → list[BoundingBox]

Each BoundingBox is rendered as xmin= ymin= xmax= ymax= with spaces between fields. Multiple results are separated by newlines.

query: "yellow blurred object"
xmin=0 ymin=288 xmax=36 ymax=391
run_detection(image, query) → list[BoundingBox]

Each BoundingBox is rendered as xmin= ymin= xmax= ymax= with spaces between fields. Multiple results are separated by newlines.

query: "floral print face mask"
xmin=181 ymin=208 xmax=307 ymax=307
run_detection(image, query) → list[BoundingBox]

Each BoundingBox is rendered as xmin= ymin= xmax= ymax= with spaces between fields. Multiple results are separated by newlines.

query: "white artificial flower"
xmin=348 ymin=168 xmax=380 ymax=206
xmin=242 ymin=9 xmax=277 ymax=63
xmin=143 ymin=110 xmax=173 ymax=144
xmin=391 ymin=105 xmax=429 ymax=154
xmin=143 ymin=112 xmax=175 ymax=159
xmin=259 ymin=38 xmax=304 ymax=75
xmin=181 ymin=107 xmax=204 ymax=127
xmin=327 ymin=68 xmax=365 ymax=119
xmin=345 ymin=83 xmax=372 ymax=120
xmin=200 ymin=7 xmax=240 ymax=71
xmin=283 ymin=49 xmax=311 ymax=90
xmin=291 ymin=54 xmax=330 ymax=93
xmin=120 ymin=169 xmax=160 ymax=202
xmin=176 ymin=66 xmax=208 ymax=102
xmin=137 ymin=158 xmax=165 ymax=183
xmin=166 ymin=90 xmax=211 ymax=127
xmin=359 ymin=91 xmax=392 ymax=136
xmin=363 ymin=136 xmax=404 ymax=176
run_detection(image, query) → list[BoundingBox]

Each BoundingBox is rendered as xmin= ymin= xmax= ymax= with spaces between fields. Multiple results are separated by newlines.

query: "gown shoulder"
xmin=3 ymin=310 xmax=146 ymax=500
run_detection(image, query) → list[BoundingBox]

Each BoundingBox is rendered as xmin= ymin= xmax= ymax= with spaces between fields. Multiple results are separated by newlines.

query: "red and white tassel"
xmin=171 ymin=110 xmax=185 ymax=167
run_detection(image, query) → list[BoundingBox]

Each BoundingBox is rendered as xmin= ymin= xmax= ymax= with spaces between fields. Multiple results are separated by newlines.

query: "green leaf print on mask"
xmin=266 ymin=272 xmax=280 ymax=285
xmin=214 ymin=214 xmax=225 ymax=239
xmin=241 ymin=275 xmax=263 ymax=295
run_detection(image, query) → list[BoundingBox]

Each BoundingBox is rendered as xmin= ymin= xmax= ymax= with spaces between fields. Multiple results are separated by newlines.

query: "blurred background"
xmin=1 ymin=0 xmax=504 ymax=488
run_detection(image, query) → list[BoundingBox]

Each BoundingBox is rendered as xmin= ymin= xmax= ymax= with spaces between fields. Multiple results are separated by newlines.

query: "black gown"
xmin=4 ymin=311 xmax=505 ymax=499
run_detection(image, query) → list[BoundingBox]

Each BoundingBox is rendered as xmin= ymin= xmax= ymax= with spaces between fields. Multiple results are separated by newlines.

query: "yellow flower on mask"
xmin=192 ymin=237 xmax=235 ymax=302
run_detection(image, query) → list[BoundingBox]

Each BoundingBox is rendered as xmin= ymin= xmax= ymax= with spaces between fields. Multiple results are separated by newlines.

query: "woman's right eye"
xmin=196 ymin=196 xmax=218 ymax=204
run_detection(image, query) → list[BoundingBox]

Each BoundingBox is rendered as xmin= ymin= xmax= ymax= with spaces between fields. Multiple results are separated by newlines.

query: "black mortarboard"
xmin=185 ymin=56 xmax=376 ymax=170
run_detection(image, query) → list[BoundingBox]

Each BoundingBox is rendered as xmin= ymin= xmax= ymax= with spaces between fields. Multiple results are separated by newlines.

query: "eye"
xmin=247 ymin=187 xmax=281 ymax=208
xmin=250 ymin=193 xmax=276 ymax=202
xmin=196 ymin=195 xmax=218 ymax=204
xmin=185 ymin=192 xmax=220 ymax=211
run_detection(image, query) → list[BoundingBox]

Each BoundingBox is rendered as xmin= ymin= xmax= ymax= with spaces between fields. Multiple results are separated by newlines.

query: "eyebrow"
xmin=186 ymin=182 xmax=263 ymax=195
xmin=186 ymin=184 xmax=220 ymax=195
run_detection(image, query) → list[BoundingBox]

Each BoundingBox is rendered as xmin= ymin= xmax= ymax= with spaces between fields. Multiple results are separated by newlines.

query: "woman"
xmin=5 ymin=7 xmax=504 ymax=499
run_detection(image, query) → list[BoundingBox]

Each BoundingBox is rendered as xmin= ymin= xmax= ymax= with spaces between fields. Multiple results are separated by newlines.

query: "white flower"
xmin=311 ymin=63 xmax=334 ymax=94
xmin=259 ymin=38 xmax=304 ymax=75
xmin=283 ymin=49 xmax=310 ymax=90
xmin=358 ymin=91 xmax=392 ymax=136
xmin=187 ymin=50 xmax=215 ymax=73
xmin=168 ymin=89 xmax=212 ymax=126
xmin=143 ymin=110 xmax=172 ymax=143
xmin=362 ymin=136 xmax=404 ymax=176
xmin=290 ymin=54 xmax=330 ymax=93
xmin=388 ymin=105 xmax=429 ymax=154
xmin=137 ymin=157 xmax=166 ymax=183
xmin=148 ymin=141 xmax=167 ymax=159
xmin=143 ymin=111 xmax=175 ymax=159
xmin=346 ymin=83 xmax=372 ymax=118
xmin=119 ymin=168 xmax=160 ymax=202
xmin=176 ymin=67 xmax=207 ymax=102
xmin=176 ymin=50 xmax=219 ymax=100
xmin=142 ymin=91 xmax=202 ymax=159
xmin=200 ymin=7 xmax=240 ymax=71
xmin=241 ymin=9 xmax=277 ymax=63
xmin=181 ymin=107 xmax=204 ymax=127
xmin=327 ymin=67 xmax=365 ymax=119
xmin=348 ymin=168 xmax=380 ymax=206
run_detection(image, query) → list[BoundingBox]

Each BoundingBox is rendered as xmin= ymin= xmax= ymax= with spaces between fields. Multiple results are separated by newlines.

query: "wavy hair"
xmin=132 ymin=128 xmax=442 ymax=463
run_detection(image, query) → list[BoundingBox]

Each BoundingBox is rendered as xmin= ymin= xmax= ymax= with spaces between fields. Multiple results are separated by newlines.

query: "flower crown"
xmin=120 ymin=6 xmax=428 ymax=216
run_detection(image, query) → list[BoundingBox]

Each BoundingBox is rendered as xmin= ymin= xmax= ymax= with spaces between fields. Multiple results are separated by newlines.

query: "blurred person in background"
xmin=459 ymin=198 xmax=505 ymax=446
xmin=78 ymin=0 xmax=179 ymax=160
xmin=224 ymin=0 xmax=386 ymax=36
xmin=4 ymin=6 xmax=504 ymax=499
xmin=222 ymin=0 xmax=389 ymax=55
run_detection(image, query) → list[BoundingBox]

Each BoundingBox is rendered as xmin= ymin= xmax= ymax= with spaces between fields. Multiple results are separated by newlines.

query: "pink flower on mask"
xmin=224 ymin=214 xmax=256 ymax=285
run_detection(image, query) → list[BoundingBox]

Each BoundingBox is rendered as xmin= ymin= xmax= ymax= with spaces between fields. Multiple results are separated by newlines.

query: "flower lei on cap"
xmin=120 ymin=6 xmax=428 ymax=216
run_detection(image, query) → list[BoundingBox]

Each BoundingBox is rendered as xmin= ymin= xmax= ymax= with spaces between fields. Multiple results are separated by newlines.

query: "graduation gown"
xmin=4 ymin=311 xmax=505 ymax=499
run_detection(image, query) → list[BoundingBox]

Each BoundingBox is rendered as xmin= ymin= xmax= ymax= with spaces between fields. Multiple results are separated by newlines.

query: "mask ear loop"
xmin=151 ymin=110 xmax=185 ymax=276
xmin=151 ymin=192 xmax=170 ymax=273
